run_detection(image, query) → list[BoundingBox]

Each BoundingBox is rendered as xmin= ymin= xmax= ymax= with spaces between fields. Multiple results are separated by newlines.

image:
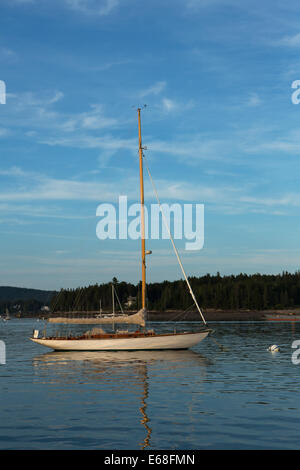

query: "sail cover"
xmin=48 ymin=309 xmax=147 ymax=327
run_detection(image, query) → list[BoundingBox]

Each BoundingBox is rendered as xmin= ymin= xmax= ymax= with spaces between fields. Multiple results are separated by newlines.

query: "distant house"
xmin=41 ymin=306 xmax=50 ymax=312
xmin=125 ymin=296 xmax=137 ymax=308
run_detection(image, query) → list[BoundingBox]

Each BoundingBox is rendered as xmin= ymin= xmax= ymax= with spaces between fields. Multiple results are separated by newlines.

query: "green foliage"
xmin=0 ymin=287 xmax=56 ymax=315
xmin=0 ymin=286 xmax=55 ymax=303
xmin=50 ymin=271 xmax=300 ymax=312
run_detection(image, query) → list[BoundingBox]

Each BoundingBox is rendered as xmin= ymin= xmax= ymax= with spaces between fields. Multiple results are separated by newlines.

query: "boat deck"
xmin=42 ymin=329 xmax=209 ymax=341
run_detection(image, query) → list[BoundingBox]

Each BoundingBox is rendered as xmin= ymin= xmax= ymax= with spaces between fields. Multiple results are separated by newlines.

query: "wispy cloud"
xmin=64 ymin=0 xmax=119 ymax=16
xmin=1 ymin=90 xmax=119 ymax=139
xmin=139 ymin=81 xmax=166 ymax=98
xmin=0 ymin=164 xmax=241 ymax=205
xmin=159 ymin=97 xmax=195 ymax=114
xmin=161 ymin=98 xmax=178 ymax=113
xmin=247 ymin=126 xmax=300 ymax=155
xmin=0 ymin=166 xmax=29 ymax=177
xmin=9 ymin=0 xmax=119 ymax=16
xmin=277 ymin=33 xmax=300 ymax=47
xmin=244 ymin=92 xmax=262 ymax=107
xmin=1 ymin=164 xmax=298 ymax=219
xmin=17 ymin=90 xmax=64 ymax=107
xmin=61 ymin=104 xmax=118 ymax=132
xmin=42 ymin=133 xmax=136 ymax=154
xmin=0 ymin=88 xmax=137 ymax=168
xmin=185 ymin=0 xmax=239 ymax=10
xmin=0 ymin=202 xmax=94 ymax=220
xmin=0 ymin=170 xmax=116 ymax=202
xmin=147 ymin=135 xmax=230 ymax=163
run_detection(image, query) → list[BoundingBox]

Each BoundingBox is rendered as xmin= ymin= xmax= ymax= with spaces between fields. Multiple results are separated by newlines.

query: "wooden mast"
xmin=138 ymin=108 xmax=146 ymax=310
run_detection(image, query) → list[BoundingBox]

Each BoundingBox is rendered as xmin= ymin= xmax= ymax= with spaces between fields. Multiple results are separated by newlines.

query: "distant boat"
xmin=94 ymin=283 xmax=126 ymax=320
xmin=31 ymin=108 xmax=211 ymax=351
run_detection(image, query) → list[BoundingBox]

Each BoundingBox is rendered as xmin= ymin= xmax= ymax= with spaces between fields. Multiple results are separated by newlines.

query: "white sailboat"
xmin=31 ymin=108 xmax=211 ymax=351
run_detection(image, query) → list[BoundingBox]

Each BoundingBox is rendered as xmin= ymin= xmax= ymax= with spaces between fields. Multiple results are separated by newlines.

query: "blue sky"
xmin=1 ymin=0 xmax=300 ymax=290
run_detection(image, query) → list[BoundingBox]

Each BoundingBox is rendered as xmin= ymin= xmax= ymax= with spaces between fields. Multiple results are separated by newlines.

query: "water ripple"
xmin=0 ymin=319 xmax=299 ymax=449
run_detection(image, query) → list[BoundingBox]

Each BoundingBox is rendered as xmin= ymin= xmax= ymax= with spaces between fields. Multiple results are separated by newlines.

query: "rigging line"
xmin=114 ymin=287 xmax=124 ymax=314
xmin=74 ymin=287 xmax=86 ymax=313
xmin=72 ymin=287 xmax=83 ymax=312
xmin=167 ymin=303 xmax=194 ymax=322
xmin=143 ymin=155 xmax=207 ymax=326
xmin=51 ymin=288 xmax=64 ymax=313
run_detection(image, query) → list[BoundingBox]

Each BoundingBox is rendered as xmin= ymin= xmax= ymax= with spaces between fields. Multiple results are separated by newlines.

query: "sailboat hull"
xmin=30 ymin=330 xmax=210 ymax=351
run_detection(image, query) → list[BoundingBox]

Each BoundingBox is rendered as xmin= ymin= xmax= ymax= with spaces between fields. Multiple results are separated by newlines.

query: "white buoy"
xmin=268 ymin=344 xmax=280 ymax=352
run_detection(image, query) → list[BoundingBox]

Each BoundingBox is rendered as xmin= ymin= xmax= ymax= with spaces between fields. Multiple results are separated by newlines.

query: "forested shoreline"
xmin=50 ymin=271 xmax=300 ymax=313
xmin=2 ymin=271 xmax=300 ymax=316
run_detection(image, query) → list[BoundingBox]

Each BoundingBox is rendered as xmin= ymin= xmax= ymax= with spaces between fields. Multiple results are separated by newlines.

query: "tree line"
xmin=0 ymin=299 xmax=46 ymax=316
xmin=50 ymin=271 xmax=300 ymax=313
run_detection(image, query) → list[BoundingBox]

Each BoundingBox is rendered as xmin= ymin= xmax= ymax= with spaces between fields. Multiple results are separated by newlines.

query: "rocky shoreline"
xmin=22 ymin=307 xmax=300 ymax=321
xmin=147 ymin=308 xmax=300 ymax=322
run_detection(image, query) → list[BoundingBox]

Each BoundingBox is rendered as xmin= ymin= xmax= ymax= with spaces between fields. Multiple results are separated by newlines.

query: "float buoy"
xmin=268 ymin=344 xmax=280 ymax=352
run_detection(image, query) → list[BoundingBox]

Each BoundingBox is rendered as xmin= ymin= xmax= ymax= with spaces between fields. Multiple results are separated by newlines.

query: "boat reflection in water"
xmin=32 ymin=349 xmax=209 ymax=449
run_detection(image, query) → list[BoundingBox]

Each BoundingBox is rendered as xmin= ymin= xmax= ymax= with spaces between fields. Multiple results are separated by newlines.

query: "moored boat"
xmin=31 ymin=108 xmax=211 ymax=351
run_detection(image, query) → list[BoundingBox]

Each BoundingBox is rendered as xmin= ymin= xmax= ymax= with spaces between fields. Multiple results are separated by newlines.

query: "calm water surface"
xmin=0 ymin=319 xmax=299 ymax=450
